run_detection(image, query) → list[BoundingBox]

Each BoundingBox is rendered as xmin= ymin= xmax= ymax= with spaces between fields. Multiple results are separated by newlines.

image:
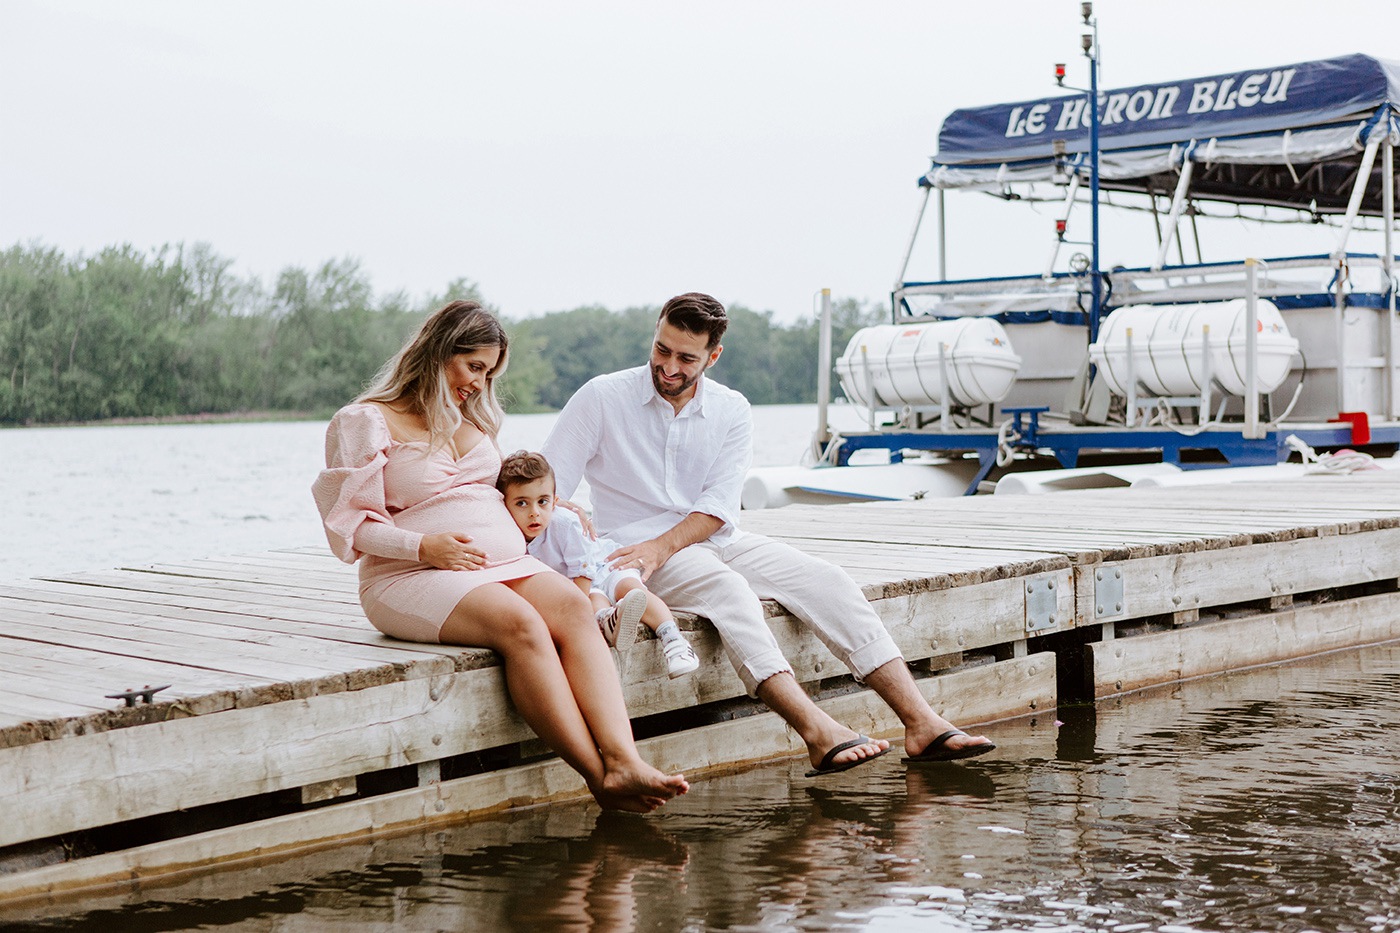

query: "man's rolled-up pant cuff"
xmin=739 ymin=651 xmax=795 ymax=697
xmin=846 ymin=634 xmax=903 ymax=684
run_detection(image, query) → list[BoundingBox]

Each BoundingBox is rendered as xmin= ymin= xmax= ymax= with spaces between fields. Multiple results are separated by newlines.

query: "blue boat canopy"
xmin=924 ymin=54 xmax=1400 ymax=215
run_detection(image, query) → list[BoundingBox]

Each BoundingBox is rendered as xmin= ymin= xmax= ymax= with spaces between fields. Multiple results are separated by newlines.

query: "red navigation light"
xmin=1054 ymin=62 xmax=1066 ymax=83
xmin=1055 ymin=219 xmax=1068 ymax=236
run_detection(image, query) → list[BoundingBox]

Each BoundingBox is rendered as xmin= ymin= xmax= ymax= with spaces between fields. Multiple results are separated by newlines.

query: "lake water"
xmin=4 ymin=408 xmax=1400 ymax=931
xmin=2 ymin=404 xmax=867 ymax=585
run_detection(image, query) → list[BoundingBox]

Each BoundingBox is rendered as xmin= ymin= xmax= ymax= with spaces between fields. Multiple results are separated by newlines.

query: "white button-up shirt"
xmin=542 ymin=365 xmax=752 ymax=548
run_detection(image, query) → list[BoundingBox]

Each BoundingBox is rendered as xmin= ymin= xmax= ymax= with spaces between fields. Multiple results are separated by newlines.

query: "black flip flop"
xmin=804 ymin=736 xmax=890 ymax=777
xmin=901 ymin=728 xmax=996 ymax=763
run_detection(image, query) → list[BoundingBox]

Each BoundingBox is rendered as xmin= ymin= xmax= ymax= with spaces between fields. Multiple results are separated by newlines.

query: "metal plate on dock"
xmin=1024 ymin=576 xmax=1059 ymax=632
xmin=1095 ymin=566 xmax=1126 ymax=619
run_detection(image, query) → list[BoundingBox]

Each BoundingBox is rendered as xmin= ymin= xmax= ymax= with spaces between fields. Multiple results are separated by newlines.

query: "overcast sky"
xmin=3 ymin=1 xmax=1397 ymax=322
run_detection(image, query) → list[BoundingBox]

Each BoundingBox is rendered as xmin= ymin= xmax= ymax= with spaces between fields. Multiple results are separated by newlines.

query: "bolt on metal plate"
xmin=1025 ymin=576 xmax=1059 ymax=632
xmin=1094 ymin=566 xmax=1126 ymax=619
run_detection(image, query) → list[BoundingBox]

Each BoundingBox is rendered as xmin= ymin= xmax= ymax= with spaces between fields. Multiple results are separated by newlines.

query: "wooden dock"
xmin=2 ymin=470 xmax=1399 ymax=907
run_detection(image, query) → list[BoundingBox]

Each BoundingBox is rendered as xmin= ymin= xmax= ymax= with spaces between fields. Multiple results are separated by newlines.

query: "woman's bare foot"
xmin=601 ymin=759 xmax=689 ymax=805
xmin=592 ymin=787 xmax=664 ymax=813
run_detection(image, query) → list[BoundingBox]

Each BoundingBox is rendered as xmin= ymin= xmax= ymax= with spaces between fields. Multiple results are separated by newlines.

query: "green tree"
xmin=0 ymin=237 xmax=880 ymax=424
xmin=527 ymin=305 xmax=655 ymax=409
xmin=266 ymin=258 xmax=407 ymax=411
xmin=707 ymin=303 xmax=781 ymax=403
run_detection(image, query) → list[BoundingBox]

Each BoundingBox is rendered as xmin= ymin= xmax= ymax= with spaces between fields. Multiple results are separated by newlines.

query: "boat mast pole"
xmin=1385 ymin=135 xmax=1396 ymax=419
xmin=1083 ymin=3 xmax=1102 ymax=344
xmin=938 ymin=188 xmax=948 ymax=281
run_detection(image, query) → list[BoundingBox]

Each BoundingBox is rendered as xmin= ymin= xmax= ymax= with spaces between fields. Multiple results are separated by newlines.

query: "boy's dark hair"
xmin=496 ymin=450 xmax=553 ymax=494
xmin=658 ymin=292 xmax=727 ymax=349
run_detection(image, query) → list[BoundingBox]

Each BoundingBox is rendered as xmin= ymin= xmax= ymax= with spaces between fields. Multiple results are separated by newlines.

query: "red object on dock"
xmin=1330 ymin=411 xmax=1371 ymax=445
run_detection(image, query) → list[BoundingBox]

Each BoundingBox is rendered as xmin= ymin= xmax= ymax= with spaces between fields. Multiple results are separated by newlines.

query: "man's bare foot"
xmin=806 ymin=732 xmax=889 ymax=772
xmin=905 ymin=721 xmax=993 ymax=758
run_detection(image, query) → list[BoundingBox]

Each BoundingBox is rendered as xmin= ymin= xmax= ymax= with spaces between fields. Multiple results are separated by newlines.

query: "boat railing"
xmin=894 ymin=252 xmax=1397 ymax=322
xmin=1109 ymin=252 xmax=1396 ymax=306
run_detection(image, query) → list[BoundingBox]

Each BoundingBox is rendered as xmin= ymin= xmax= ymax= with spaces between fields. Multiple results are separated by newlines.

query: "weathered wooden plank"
xmin=773 ymin=536 xmax=1069 ymax=571
xmin=0 ymin=609 xmax=354 ymax=691
xmin=755 ymin=509 xmax=1328 ymax=552
xmin=0 ymin=666 xmax=511 ymax=848
xmin=0 ymin=586 xmax=468 ymax=662
xmin=116 ymin=561 xmax=360 ymax=595
xmin=0 ymin=580 xmax=364 ymax=627
xmin=0 ymin=638 xmax=263 ymax=699
xmin=1076 ymin=528 xmax=1400 ymax=622
xmin=1 ymin=596 xmax=456 ymax=680
xmin=1091 ymin=590 xmax=1400 ymax=697
xmin=34 ymin=571 xmax=363 ymax=614
xmin=0 ymin=666 xmax=141 ymax=709
xmin=156 ymin=554 xmax=358 ymax=579
xmin=0 ymin=691 xmax=109 ymax=721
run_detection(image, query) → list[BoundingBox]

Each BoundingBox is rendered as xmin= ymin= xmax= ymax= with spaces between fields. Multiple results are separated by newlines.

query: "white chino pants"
xmin=645 ymin=532 xmax=902 ymax=696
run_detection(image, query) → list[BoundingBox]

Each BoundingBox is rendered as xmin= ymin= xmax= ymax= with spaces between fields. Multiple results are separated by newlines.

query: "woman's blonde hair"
xmin=358 ymin=300 xmax=509 ymax=445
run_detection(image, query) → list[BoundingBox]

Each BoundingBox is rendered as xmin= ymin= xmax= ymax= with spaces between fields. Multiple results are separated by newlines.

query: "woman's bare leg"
xmin=438 ymin=583 xmax=608 ymax=783
xmin=438 ymin=576 xmax=685 ymax=810
xmin=507 ymin=572 xmax=688 ymax=804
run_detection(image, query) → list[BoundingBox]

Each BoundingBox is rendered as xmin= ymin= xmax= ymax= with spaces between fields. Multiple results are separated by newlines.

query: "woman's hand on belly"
xmin=419 ymin=532 xmax=489 ymax=571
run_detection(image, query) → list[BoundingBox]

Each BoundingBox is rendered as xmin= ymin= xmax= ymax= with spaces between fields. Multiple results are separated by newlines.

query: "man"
xmin=542 ymin=292 xmax=995 ymax=774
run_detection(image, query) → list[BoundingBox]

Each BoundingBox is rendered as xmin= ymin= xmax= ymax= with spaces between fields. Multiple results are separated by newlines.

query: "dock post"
xmin=1244 ymin=259 xmax=1263 ymax=439
xmin=816 ymin=288 xmax=833 ymax=453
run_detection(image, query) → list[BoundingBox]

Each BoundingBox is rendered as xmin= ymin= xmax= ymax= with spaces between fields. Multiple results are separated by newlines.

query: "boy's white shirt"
xmin=525 ymin=507 xmax=620 ymax=584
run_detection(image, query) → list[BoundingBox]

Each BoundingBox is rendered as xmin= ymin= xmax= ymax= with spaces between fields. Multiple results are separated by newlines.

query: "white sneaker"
xmin=663 ymin=638 xmax=699 ymax=679
xmin=594 ymin=605 xmax=621 ymax=647
xmin=597 ymin=589 xmax=647 ymax=648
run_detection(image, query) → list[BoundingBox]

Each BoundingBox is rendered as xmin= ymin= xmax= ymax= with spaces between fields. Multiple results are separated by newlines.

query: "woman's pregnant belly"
xmin=391 ymin=486 xmax=528 ymax=567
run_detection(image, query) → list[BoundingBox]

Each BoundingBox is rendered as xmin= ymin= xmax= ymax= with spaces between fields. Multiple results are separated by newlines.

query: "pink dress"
xmin=311 ymin=404 xmax=552 ymax=642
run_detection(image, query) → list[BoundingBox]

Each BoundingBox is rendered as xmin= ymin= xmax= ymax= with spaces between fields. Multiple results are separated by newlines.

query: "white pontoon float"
xmin=745 ymin=52 xmax=1400 ymax=509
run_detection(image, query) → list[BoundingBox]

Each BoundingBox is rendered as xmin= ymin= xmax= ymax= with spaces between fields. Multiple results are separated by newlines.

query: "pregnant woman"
xmin=312 ymin=300 xmax=687 ymax=813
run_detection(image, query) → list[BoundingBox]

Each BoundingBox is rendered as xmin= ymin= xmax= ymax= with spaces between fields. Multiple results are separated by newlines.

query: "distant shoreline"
xmin=0 ymin=410 xmax=331 ymax=430
xmin=2 ymin=399 xmax=841 ymax=430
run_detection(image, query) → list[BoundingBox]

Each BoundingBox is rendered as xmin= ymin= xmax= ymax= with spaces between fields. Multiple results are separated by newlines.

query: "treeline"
xmin=0 ymin=242 xmax=885 ymax=425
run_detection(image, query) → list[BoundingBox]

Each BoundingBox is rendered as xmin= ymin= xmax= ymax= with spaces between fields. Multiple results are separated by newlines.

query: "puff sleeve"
xmin=310 ymin=404 xmax=424 ymax=564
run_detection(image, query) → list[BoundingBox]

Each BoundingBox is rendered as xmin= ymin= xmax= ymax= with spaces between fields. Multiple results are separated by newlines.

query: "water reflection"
xmin=9 ymin=643 xmax=1400 ymax=932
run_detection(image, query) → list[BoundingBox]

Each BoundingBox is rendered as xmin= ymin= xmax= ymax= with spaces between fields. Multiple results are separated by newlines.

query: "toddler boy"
xmin=496 ymin=450 xmax=700 ymax=679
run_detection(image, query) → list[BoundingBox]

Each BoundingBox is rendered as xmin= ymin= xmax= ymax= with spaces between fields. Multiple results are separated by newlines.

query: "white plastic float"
xmin=1088 ymin=299 xmax=1299 ymax=398
xmin=834 ymin=318 xmax=1021 ymax=410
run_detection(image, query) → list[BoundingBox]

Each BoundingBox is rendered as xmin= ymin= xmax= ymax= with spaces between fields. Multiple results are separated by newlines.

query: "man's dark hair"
xmin=496 ymin=450 xmax=553 ymax=494
xmin=658 ymin=292 xmax=728 ymax=349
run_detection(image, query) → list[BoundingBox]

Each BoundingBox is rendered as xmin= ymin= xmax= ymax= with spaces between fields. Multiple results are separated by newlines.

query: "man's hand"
xmin=555 ymin=498 xmax=596 ymax=540
xmin=607 ymin=512 xmax=724 ymax=581
xmin=607 ymin=539 xmax=675 ymax=583
xmin=419 ymin=532 xmax=488 ymax=571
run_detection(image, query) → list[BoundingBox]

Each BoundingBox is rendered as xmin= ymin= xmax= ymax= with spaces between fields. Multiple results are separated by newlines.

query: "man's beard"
xmin=652 ymin=365 xmax=699 ymax=398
